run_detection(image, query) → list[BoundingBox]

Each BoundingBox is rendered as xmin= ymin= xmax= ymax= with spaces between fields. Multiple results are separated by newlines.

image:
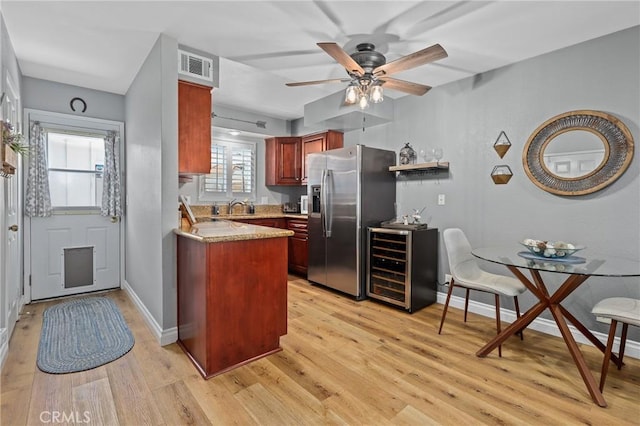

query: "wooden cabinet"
xmin=266 ymin=131 xmax=343 ymax=186
xmin=265 ymin=137 xmax=302 ymax=185
xmin=286 ymin=218 xmax=308 ymax=276
xmin=233 ymin=216 xmax=308 ymax=276
xmin=178 ymin=80 xmax=212 ymax=174
xmin=301 ymin=130 xmax=343 ymax=183
xmin=177 ymin=235 xmax=288 ymax=378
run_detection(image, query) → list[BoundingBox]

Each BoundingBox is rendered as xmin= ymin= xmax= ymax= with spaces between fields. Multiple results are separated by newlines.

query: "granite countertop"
xmin=174 ymin=219 xmax=293 ymax=243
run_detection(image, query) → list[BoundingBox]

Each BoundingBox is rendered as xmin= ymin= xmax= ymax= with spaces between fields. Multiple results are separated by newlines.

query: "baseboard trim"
xmin=0 ymin=328 xmax=8 ymax=370
xmin=436 ymin=291 xmax=639 ymax=360
xmin=122 ymin=280 xmax=177 ymax=346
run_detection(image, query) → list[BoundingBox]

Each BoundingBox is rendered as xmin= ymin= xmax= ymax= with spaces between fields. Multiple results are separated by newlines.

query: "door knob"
xmin=8 ymin=224 xmax=18 ymax=232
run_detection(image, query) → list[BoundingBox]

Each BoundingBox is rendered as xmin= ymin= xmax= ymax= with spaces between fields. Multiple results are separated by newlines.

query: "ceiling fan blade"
xmin=374 ymin=43 xmax=448 ymax=76
xmin=317 ymin=42 xmax=365 ymax=76
xmin=286 ymin=78 xmax=351 ymax=87
xmin=379 ymin=77 xmax=432 ymax=96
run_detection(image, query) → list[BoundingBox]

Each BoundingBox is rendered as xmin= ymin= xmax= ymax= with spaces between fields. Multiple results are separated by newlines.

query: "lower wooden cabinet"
xmin=177 ymin=234 xmax=288 ymax=378
xmin=286 ymin=218 xmax=308 ymax=276
xmin=231 ymin=217 xmax=308 ymax=276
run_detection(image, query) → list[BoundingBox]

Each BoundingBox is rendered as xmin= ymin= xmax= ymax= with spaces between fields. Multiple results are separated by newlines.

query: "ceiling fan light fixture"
xmin=370 ymin=85 xmax=384 ymax=103
xmin=358 ymin=93 xmax=369 ymax=109
xmin=345 ymin=83 xmax=359 ymax=104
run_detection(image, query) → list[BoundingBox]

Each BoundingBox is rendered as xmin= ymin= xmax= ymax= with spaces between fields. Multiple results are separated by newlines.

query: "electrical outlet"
xmin=445 ymin=274 xmax=452 ymax=284
xmin=438 ymin=194 xmax=446 ymax=205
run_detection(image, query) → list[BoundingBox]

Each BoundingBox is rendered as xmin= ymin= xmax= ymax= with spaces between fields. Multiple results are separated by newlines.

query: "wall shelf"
xmin=389 ymin=161 xmax=449 ymax=175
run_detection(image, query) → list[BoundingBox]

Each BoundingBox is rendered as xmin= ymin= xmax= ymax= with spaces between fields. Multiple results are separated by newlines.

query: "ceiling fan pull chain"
xmin=362 ymin=114 xmax=366 ymax=132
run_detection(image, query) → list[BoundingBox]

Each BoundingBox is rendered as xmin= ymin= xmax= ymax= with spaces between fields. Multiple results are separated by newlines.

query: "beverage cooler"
xmin=366 ymin=227 xmax=438 ymax=313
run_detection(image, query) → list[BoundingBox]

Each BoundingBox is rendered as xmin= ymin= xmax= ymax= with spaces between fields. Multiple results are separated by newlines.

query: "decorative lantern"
xmin=399 ymin=143 xmax=417 ymax=165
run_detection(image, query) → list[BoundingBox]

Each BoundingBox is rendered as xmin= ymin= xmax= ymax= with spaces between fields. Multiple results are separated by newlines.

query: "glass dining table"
xmin=472 ymin=246 xmax=640 ymax=407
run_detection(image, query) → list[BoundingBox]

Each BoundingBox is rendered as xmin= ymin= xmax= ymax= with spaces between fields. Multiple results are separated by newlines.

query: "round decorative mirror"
xmin=523 ymin=110 xmax=634 ymax=196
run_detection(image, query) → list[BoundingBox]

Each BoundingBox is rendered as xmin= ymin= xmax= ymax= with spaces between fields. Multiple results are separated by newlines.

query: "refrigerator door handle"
xmin=325 ymin=169 xmax=333 ymax=237
xmin=321 ymin=169 xmax=327 ymax=237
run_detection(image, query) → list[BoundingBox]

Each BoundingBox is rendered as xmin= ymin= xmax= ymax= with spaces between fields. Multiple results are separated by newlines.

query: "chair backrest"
xmin=443 ymin=228 xmax=482 ymax=280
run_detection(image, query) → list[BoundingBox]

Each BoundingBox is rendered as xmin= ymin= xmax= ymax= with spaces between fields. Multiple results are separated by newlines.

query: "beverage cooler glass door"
xmin=367 ymin=228 xmax=411 ymax=309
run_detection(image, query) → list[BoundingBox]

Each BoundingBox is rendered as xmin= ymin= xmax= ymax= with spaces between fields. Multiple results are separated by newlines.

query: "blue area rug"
xmin=37 ymin=296 xmax=135 ymax=374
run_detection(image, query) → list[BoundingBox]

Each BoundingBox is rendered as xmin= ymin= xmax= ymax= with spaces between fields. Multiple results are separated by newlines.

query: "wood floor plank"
xmin=105 ymin=355 xmax=165 ymax=425
xmin=131 ymin=339 xmax=195 ymax=390
xmin=26 ymin=369 xmax=75 ymax=425
xmin=1 ymin=385 xmax=32 ymax=426
xmin=71 ymin=377 xmax=119 ymax=426
xmin=234 ymin=382 xmax=310 ymax=425
xmin=151 ymin=380 xmax=211 ymax=425
xmin=183 ymin=373 xmax=259 ymax=425
xmin=391 ymin=404 xmax=443 ymax=426
xmin=1 ymin=283 xmax=638 ymax=426
xmin=246 ymin=358 xmax=335 ymax=424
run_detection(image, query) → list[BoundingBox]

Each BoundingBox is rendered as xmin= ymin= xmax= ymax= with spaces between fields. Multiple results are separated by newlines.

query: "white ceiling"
xmin=2 ymin=1 xmax=639 ymax=120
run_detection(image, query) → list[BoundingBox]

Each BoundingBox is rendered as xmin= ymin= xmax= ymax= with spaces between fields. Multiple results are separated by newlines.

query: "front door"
xmin=30 ymin=214 xmax=120 ymax=300
xmin=25 ymin=110 xmax=123 ymax=301
xmin=3 ymin=76 xmax=23 ymax=340
xmin=4 ymin=158 xmax=21 ymax=335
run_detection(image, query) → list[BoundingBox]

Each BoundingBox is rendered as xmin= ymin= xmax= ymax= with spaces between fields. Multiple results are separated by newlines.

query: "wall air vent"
xmin=178 ymin=49 xmax=214 ymax=82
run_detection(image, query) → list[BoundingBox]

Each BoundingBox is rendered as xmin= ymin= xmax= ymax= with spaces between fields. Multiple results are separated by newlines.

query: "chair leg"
xmin=464 ymin=288 xmax=470 ymax=323
xmin=514 ymin=296 xmax=524 ymax=340
xmin=495 ymin=294 xmax=502 ymax=358
xmin=438 ymin=279 xmax=456 ymax=335
xmin=618 ymin=323 xmax=629 ymax=370
xmin=600 ymin=319 xmax=618 ymax=392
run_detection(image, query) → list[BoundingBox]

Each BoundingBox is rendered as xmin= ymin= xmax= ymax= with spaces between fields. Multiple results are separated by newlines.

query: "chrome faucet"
xmin=228 ymin=199 xmax=246 ymax=214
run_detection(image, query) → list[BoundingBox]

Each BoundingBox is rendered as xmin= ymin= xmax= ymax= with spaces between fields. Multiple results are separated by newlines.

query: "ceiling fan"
xmin=286 ymin=42 xmax=448 ymax=108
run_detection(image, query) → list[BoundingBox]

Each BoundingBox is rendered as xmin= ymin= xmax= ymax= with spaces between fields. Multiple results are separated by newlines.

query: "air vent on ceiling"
xmin=178 ymin=49 xmax=214 ymax=82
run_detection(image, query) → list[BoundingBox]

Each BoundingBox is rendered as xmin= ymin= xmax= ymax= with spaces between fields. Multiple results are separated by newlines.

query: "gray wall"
xmin=345 ymin=26 xmax=640 ymax=338
xmin=22 ymin=76 xmax=125 ymax=121
xmin=124 ymin=33 xmax=178 ymax=331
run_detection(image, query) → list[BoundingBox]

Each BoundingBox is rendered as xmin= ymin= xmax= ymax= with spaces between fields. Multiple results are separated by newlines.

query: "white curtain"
xmin=25 ymin=121 xmax=52 ymax=217
xmin=101 ymin=131 xmax=121 ymax=217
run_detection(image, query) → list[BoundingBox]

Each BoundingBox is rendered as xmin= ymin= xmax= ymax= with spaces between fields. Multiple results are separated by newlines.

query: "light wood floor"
xmin=2 ymin=276 xmax=639 ymax=425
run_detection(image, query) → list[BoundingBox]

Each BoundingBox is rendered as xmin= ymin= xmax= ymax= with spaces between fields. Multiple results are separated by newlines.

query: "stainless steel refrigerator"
xmin=307 ymin=145 xmax=396 ymax=299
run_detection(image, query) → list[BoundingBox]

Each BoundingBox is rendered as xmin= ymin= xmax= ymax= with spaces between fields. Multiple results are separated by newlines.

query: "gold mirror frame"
xmin=523 ymin=110 xmax=634 ymax=196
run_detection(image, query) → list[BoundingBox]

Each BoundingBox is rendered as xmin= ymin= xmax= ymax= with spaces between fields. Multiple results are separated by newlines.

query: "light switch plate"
xmin=438 ymin=194 xmax=445 ymax=205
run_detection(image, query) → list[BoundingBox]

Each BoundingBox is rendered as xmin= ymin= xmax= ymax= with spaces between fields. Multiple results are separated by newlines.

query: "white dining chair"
xmin=439 ymin=228 xmax=527 ymax=356
xmin=591 ymin=297 xmax=640 ymax=392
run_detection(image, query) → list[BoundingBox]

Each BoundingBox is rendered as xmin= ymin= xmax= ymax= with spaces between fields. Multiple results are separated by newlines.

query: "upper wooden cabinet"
xmin=178 ymin=80 xmax=212 ymax=174
xmin=265 ymin=137 xmax=302 ymax=185
xmin=301 ymin=130 xmax=343 ymax=183
xmin=266 ymin=130 xmax=343 ymax=186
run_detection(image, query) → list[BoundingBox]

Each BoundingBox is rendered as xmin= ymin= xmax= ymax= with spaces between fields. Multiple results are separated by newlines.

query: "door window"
xmin=46 ymin=131 xmax=105 ymax=208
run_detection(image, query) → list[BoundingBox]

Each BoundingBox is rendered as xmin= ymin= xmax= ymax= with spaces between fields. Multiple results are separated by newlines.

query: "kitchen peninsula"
xmin=175 ymin=220 xmax=293 ymax=378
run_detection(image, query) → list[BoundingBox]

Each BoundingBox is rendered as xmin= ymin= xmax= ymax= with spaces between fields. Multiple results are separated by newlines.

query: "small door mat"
xmin=37 ymin=297 xmax=134 ymax=374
